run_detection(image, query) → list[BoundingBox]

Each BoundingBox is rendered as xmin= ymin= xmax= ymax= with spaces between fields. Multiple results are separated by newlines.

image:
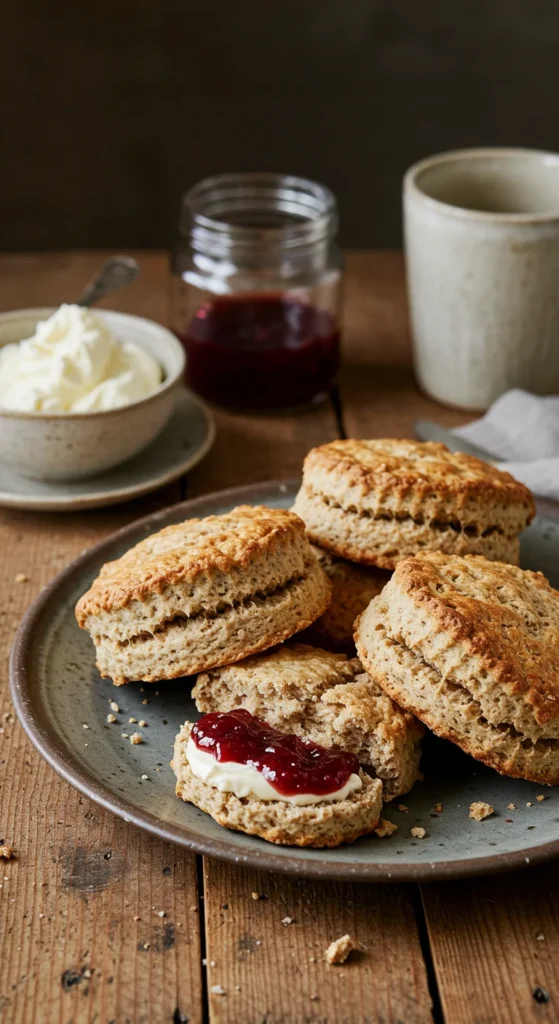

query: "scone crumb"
xmin=130 ymin=732 xmax=143 ymax=745
xmin=142 ymin=699 xmax=150 ymax=705
xmin=110 ymin=701 xmax=120 ymax=713
xmin=397 ymin=804 xmax=409 ymax=813
xmin=139 ymin=720 xmax=148 ymax=728
xmin=433 ymin=803 xmax=443 ymax=813
xmin=250 ymin=892 xmax=260 ymax=900
xmin=536 ymin=932 xmax=545 ymax=941
xmin=410 ymin=826 xmax=426 ymax=839
xmin=14 ymin=573 xmax=28 ymax=583
xmin=469 ymin=801 xmax=494 ymax=821
xmin=107 ymin=713 xmax=116 ymax=724
xmin=281 ymin=916 xmax=293 ymax=926
xmin=375 ymin=818 xmax=398 ymax=838
xmin=527 ymin=802 xmax=533 ymax=807
xmin=129 ymin=717 xmax=137 ymax=724
xmin=536 ymin=794 xmax=546 ymax=802
xmin=507 ymin=803 xmax=516 ymax=810
xmin=0 ymin=845 xmax=15 ymax=860
xmin=211 ymin=985 xmax=226 ymax=996
xmin=325 ymin=934 xmax=355 ymax=965
xmin=141 ymin=774 xmax=149 ymax=780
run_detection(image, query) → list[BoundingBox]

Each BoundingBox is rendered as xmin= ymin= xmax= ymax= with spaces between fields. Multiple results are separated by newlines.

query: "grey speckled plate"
xmin=0 ymin=388 xmax=215 ymax=511
xmin=10 ymin=481 xmax=559 ymax=881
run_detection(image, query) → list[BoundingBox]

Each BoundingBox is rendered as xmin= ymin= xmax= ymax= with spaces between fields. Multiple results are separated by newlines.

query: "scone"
xmin=76 ymin=506 xmax=331 ymax=685
xmin=302 ymin=545 xmax=390 ymax=651
xmin=172 ymin=719 xmax=383 ymax=847
xmin=356 ymin=552 xmax=559 ymax=785
xmin=293 ymin=439 xmax=535 ymax=569
xmin=193 ymin=643 xmax=423 ymax=799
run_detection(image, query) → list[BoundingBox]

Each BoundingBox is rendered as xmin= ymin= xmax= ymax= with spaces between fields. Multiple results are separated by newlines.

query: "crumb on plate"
xmin=469 ymin=801 xmax=494 ymax=821
xmin=374 ymin=818 xmax=398 ymax=838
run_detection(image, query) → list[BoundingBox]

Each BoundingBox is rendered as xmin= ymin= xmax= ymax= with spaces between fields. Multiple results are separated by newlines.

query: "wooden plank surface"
xmin=203 ymin=861 xmax=432 ymax=1024
xmin=422 ymin=870 xmax=559 ymax=1024
xmin=1 ymin=250 xmax=558 ymax=1024
xmin=0 ymin=254 xmax=204 ymax=1024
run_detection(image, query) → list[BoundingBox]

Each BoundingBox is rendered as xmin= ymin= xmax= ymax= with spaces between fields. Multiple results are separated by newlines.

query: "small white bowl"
xmin=0 ymin=308 xmax=185 ymax=481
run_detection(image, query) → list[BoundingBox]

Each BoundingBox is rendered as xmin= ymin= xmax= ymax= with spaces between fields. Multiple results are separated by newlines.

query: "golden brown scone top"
xmin=76 ymin=505 xmax=307 ymax=621
xmin=393 ymin=552 xmax=559 ymax=725
xmin=303 ymin=438 xmax=535 ymax=512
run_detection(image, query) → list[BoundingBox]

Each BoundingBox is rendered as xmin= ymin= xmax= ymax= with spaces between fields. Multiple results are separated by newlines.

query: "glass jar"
xmin=171 ymin=172 xmax=342 ymax=410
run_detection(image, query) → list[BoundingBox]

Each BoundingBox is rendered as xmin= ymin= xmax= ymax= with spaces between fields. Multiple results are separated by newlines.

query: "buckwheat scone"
xmin=193 ymin=643 xmax=423 ymax=799
xmin=302 ymin=546 xmax=390 ymax=651
xmin=75 ymin=506 xmax=331 ymax=685
xmin=293 ymin=439 xmax=535 ymax=569
xmin=355 ymin=552 xmax=559 ymax=785
xmin=172 ymin=721 xmax=383 ymax=847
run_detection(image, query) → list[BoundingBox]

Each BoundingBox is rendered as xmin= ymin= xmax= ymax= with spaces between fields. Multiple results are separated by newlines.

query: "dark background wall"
xmin=3 ymin=0 xmax=559 ymax=250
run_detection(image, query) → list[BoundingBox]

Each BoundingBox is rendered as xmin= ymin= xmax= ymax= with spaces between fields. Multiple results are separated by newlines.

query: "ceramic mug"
xmin=404 ymin=147 xmax=559 ymax=410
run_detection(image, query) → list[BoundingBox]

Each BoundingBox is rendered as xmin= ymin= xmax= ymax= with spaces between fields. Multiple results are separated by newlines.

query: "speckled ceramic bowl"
xmin=0 ymin=308 xmax=185 ymax=481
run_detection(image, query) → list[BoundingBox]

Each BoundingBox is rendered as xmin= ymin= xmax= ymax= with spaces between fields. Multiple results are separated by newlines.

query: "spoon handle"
xmin=76 ymin=256 xmax=139 ymax=307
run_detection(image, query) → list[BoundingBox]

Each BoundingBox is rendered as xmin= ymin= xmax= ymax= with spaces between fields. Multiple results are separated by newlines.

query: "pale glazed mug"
xmin=404 ymin=147 xmax=559 ymax=410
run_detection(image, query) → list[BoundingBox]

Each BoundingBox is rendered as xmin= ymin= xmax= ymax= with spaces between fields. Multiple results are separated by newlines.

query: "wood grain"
xmin=422 ymin=869 xmax=559 ymax=1024
xmin=3 ymin=250 xmax=559 ymax=1024
xmin=203 ymin=860 xmax=432 ymax=1024
xmin=0 ymin=256 xmax=205 ymax=1023
xmin=341 ymin=251 xmax=469 ymax=439
xmin=0 ymin=501 xmax=204 ymax=1024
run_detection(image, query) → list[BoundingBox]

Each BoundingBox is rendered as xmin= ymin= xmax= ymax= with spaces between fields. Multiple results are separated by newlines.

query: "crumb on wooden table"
xmin=0 ymin=845 xmax=15 ymax=860
xmin=130 ymin=732 xmax=143 ymax=745
xmin=374 ymin=818 xmax=398 ymax=838
xmin=469 ymin=801 xmax=494 ymax=821
xmin=281 ymin=916 xmax=293 ymax=926
xmin=14 ymin=573 xmax=28 ymax=583
xmin=410 ymin=826 xmax=426 ymax=839
xmin=325 ymin=934 xmax=356 ymax=965
xmin=211 ymin=985 xmax=226 ymax=996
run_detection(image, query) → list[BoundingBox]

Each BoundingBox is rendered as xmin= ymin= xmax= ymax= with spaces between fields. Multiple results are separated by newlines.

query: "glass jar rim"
xmin=180 ymin=172 xmax=337 ymax=255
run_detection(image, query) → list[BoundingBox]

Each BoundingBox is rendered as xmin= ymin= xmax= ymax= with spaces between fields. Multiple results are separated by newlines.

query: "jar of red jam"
xmin=171 ymin=173 xmax=342 ymax=410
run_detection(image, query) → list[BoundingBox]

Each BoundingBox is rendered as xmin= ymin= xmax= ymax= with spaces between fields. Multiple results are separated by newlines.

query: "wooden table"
xmin=1 ymin=252 xmax=558 ymax=1024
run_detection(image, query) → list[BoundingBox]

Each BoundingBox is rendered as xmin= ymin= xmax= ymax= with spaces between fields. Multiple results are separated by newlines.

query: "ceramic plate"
xmin=0 ymin=389 xmax=215 ymax=511
xmin=10 ymin=481 xmax=559 ymax=881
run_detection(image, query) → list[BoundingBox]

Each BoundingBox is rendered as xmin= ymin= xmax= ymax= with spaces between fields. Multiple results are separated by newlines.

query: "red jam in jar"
xmin=191 ymin=709 xmax=359 ymax=797
xmin=179 ymin=294 xmax=340 ymax=410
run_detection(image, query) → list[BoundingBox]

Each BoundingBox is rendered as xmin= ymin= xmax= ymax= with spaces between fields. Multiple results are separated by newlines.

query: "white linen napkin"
xmin=455 ymin=389 xmax=559 ymax=500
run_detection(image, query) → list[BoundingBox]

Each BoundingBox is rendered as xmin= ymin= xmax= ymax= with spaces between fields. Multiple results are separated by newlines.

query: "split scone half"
xmin=75 ymin=506 xmax=331 ymax=685
xmin=356 ymin=552 xmax=559 ymax=785
xmin=172 ymin=721 xmax=383 ymax=847
xmin=293 ymin=438 xmax=535 ymax=569
xmin=300 ymin=546 xmax=390 ymax=652
xmin=193 ymin=643 xmax=423 ymax=800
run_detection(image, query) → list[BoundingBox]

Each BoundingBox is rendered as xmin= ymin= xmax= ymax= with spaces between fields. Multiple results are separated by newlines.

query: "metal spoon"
xmin=76 ymin=256 xmax=139 ymax=307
